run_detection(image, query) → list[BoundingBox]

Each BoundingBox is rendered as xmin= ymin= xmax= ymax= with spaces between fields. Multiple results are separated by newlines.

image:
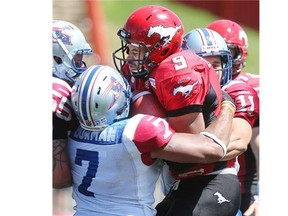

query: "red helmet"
xmin=207 ymin=19 xmax=248 ymax=76
xmin=113 ymin=5 xmax=184 ymax=79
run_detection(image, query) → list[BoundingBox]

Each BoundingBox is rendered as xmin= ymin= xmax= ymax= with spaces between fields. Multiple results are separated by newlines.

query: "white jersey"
xmin=68 ymin=114 xmax=175 ymax=216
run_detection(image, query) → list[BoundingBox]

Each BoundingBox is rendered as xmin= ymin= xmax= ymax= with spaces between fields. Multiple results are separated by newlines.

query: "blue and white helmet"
xmin=71 ymin=65 xmax=132 ymax=131
xmin=182 ymin=28 xmax=232 ymax=87
xmin=52 ymin=20 xmax=93 ymax=84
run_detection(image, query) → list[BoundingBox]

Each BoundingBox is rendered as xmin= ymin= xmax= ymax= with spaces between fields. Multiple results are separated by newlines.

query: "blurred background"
xmin=53 ymin=0 xmax=259 ymax=215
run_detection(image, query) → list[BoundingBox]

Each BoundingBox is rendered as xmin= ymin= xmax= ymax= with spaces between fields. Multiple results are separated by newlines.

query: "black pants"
xmin=156 ymin=174 xmax=241 ymax=216
xmin=240 ymin=181 xmax=258 ymax=213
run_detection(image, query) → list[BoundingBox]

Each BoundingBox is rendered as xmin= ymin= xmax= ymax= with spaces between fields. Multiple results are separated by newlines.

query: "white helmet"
xmin=52 ymin=20 xmax=93 ymax=84
xmin=182 ymin=28 xmax=232 ymax=87
xmin=71 ymin=65 xmax=132 ymax=131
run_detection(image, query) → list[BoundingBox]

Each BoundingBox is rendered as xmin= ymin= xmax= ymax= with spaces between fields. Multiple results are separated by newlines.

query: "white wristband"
xmin=132 ymin=91 xmax=152 ymax=103
xmin=200 ymin=131 xmax=227 ymax=157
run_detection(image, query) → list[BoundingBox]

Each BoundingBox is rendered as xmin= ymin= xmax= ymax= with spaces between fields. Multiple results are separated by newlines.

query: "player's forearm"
xmin=53 ymin=139 xmax=73 ymax=188
xmin=221 ymin=119 xmax=252 ymax=161
xmin=153 ymin=133 xmax=225 ymax=163
xmin=225 ymin=137 xmax=249 ymax=157
xmin=204 ymin=103 xmax=235 ymax=147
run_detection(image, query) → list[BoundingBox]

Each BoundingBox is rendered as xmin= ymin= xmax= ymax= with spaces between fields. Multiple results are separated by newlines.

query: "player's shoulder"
xmin=223 ymin=80 xmax=258 ymax=96
xmin=235 ymin=72 xmax=259 ymax=82
xmin=125 ymin=114 xmax=155 ymax=137
xmin=128 ymin=114 xmax=174 ymax=143
xmin=241 ymin=71 xmax=259 ymax=78
xmin=165 ymin=50 xmax=205 ymax=63
xmin=156 ymin=53 xmax=204 ymax=80
xmin=52 ymin=77 xmax=72 ymax=91
xmin=130 ymin=90 xmax=166 ymax=118
xmin=128 ymin=114 xmax=165 ymax=129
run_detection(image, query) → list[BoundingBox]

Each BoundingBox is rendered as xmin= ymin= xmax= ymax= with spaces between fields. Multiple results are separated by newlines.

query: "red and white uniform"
xmin=52 ymin=77 xmax=73 ymax=121
xmin=233 ymin=72 xmax=260 ymax=198
xmin=52 ymin=77 xmax=75 ymax=139
xmin=222 ymin=80 xmax=259 ymax=128
xmin=68 ymin=114 xmax=174 ymax=216
xmin=234 ymin=72 xmax=260 ymax=97
xmin=145 ymin=50 xmax=232 ymax=178
xmin=149 ymin=50 xmax=222 ymax=126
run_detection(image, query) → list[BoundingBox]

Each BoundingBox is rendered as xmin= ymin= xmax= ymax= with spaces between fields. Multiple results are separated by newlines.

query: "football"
xmin=130 ymin=90 xmax=166 ymax=118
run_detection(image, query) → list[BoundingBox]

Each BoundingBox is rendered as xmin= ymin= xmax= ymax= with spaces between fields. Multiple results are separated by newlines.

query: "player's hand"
xmin=243 ymin=201 xmax=259 ymax=216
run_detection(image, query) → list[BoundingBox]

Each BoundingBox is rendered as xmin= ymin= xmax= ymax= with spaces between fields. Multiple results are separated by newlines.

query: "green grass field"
xmin=102 ymin=0 xmax=259 ymax=75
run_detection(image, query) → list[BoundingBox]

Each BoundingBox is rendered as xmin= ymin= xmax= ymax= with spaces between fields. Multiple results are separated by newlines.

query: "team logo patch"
xmin=173 ymin=81 xmax=198 ymax=98
xmin=214 ymin=192 xmax=231 ymax=204
xmin=148 ymin=25 xmax=181 ymax=46
xmin=108 ymin=76 xmax=126 ymax=109
xmin=52 ymin=26 xmax=73 ymax=45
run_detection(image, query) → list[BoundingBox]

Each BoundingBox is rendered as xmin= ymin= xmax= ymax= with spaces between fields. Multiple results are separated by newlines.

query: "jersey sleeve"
xmin=234 ymin=72 xmax=260 ymax=96
xmin=124 ymin=114 xmax=175 ymax=165
xmin=52 ymin=77 xmax=73 ymax=121
xmin=151 ymin=51 xmax=211 ymax=114
xmin=223 ymin=80 xmax=260 ymax=127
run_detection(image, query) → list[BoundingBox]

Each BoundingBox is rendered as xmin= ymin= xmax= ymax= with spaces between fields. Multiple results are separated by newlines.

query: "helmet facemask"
xmin=52 ymin=20 xmax=93 ymax=84
xmin=113 ymin=28 xmax=159 ymax=80
xmin=228 ymin=45 xmax=246 ymax=76
xmin=200 ymin=51 xmax=233 ymax=87
xmin=53 ymin=33 xmax=92 ymax=83
xmin=218 ymin=52 xmax=233 ymax=86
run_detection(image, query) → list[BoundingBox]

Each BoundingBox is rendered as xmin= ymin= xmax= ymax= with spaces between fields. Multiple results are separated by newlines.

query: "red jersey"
xmin=52 ymin=77 xmax=73 ymax=121
xmin=222 ymin=80 xmax=259 ymax=127
xmin=234 ymin=71 xmax=260 ymax=126
xmin=52 ymin=77 xmax=75 ymax=139
xmin=234 ymin=72 xmax=260 ymax=97
xmin=149 ymin=50 xmax=222 ymax=126
xmin=144 ymin=50 xmax=230 ymax=178
xmin=223 ymin=79 xmax=259 ymax=190
xmin=233 ymin=72 xmax=260 ymax=194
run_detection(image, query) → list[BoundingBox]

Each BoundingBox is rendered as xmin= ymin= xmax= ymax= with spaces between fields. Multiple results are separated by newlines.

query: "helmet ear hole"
xmin=54 ymin=56 xmax=62 ymax=64
xmin=116 ymin=104 xmax=127 ymax=115
xmin=71 ymin=65 xmax=132 ymax=131
xmin=52 ymin=20 xmax=93 ymax=83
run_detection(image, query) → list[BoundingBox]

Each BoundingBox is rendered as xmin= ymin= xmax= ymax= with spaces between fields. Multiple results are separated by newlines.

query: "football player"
xmin=52 ymin=19 xmax=93 ymax=188
xmin=182 ymin=27 xmax=259 ymax=161
xmin=113 ymin=5 xmax=241 ymax=215
xmin=67 ymin=64 xmax=235 ymax=215
xmin=208 ymin=19 xmax=260 ymax=216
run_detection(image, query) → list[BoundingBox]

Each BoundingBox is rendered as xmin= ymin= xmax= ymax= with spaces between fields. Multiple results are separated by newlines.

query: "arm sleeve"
xmin=123 ymin=114 xmax=175 ymax=165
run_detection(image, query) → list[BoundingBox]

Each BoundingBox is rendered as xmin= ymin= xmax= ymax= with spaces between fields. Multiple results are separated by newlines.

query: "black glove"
xmin=221 ymin=90 xmax=236 ymax=113
xmin=221 ymin=90 xmax=235 ymax=106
